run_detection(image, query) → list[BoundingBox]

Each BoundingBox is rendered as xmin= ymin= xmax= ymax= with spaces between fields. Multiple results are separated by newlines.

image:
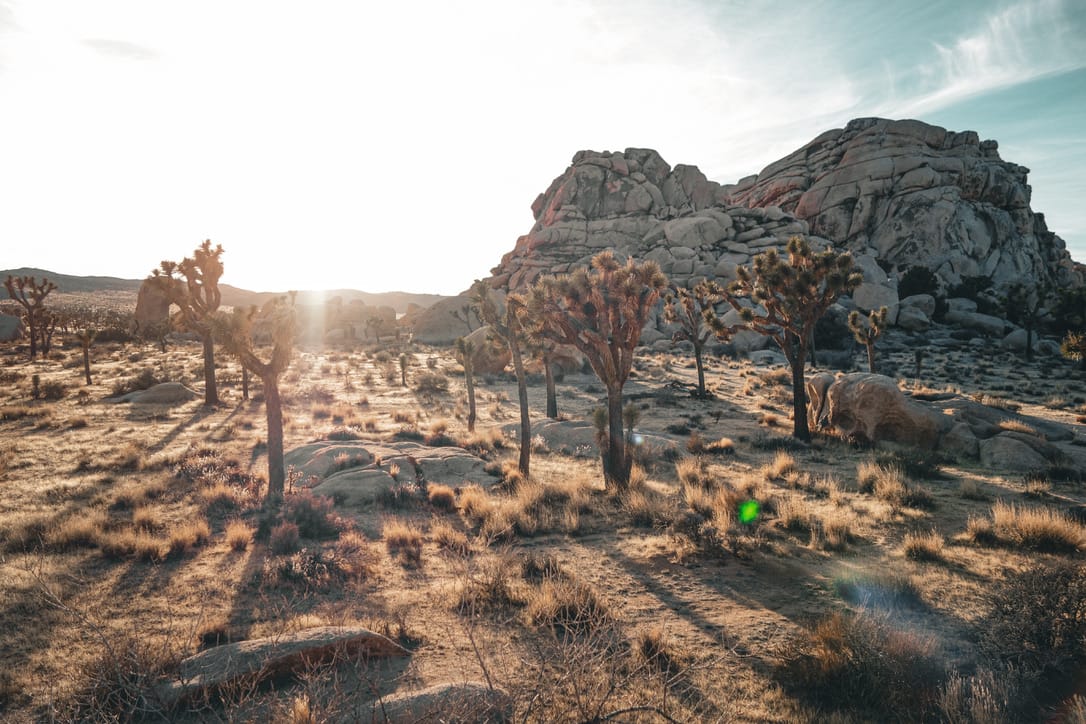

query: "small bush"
xmin=281 ymin=491 xmax=341 ymax=539
xmin=987 ymin=501 xmax=1086 ymax=552
xmin=636 ymin=626 xmax=679 ymax=673
xmin=902 ymin=530 xmax=945 ymax=562
xmin=427 ymin=483 xmax=457 ymax=511
xmin=384 ymin=519 xmax=424 ymax=567
xmin=47 ymin=512 xmax=108 ymax=551
xmin=414 ymin=372 xmax=449 ymax=395
xmin=526 ymin=578 xmax=611 ymax=637
xmin=429 ymin=517 xmax=471 ymax=557
xmin=764 ymin=451 xmax=796 ymax=481
xmin=224 ymin=520 xmax=253 ymax=551
xmin=834 ymin=571 xmax=925 ymax=610
xmin=783 ymin=611 xmax=944 ymax=718
xmin=455 ymin=554 xmax=522 ymax=614
xmin=167 ymin=518 xmax=211 ymax=558
xmin=269 ymin=521 xmax=301 ymax=554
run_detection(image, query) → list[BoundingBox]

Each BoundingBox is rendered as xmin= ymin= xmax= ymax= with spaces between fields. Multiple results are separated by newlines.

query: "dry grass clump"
xmin=622 ymin=487 xmax=676 ymax=529
xmin=281 ymin=491 xmax=343 ymax=540
xmin=902 ymin=530 xmax=945 ymax=562
xmin=454 ymin=552 xmax=523 ymax=614
xmin=269 ymin=520 xmax=301 ymax=554
xmin=426 ymin=483 xmax=457 ymax=511
xmin=958 ymin=478 xmax=988 ymax=501
xmin=429 ymin=517 xmax=472 ymax=557
xmin=384 ymin=519 xmax=424 ymax=566
xmin=675 ymin=456 xmax=708 ymax=488
xmin=458 ymin=484 xmax=492 ymax=525
xmin=997 ymin=419 xmax=1038 ymax=436
xmin=834 ymin=571 xmax=924 ymax=610
xmin=776 ymin=497 xmax=812 ymax=533
xmin=526 ymin=577 xmax=612 ymax=637
xmin=811 ymin=509 xmax=855 ymax=551
xmin=1021 ymin=471 xmax=1052 ymax=498
xmin=857 ymin=461 xmax=934 ymax=510
xmin=224 ymin=519 xmax=254 ymax=551
xmin=167 ymin=518 xmax=211 ymax=558
xmin=98 ymin=529 xmax=164 ymax=562
xmin=764 ymin=451 xmax=796 ymax=481
xmin=331 ymin=531 xmax=379 ymax=582
xmin=46 ymin=511 xmax=109 ymax=550
xmin=131 ymin=506 xmax=159 ymax=533
xmin=969 ymin=501 xmax=1086 ymax=552
xmin=635 ymin=626 xmax=680 ymax=673
xmin=782 ymin=611 xmax=943 ymax=719
xmin=199 ymin=482 xmax=242 ymax=511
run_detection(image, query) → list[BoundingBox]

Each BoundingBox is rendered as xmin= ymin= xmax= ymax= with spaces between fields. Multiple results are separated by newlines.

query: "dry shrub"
xmin=834 ymin=571 xmax=924 ymax=610
xmin=331 ymin=531 xmax=378 ymax=582
xmin=430 ymin=517 xmax=472 ymax=557
xmin=47 ymin=511 xmax=108 ymax=550
xmin=982 ymin=559 xmax=1086 ymax=676
xmin=998 ymin=419 xmax=1037 ymax=436
xmin=902 ymin=530 xmax=945 ymax=562
xmin=458 ymin=484 xmax=492 ymax=526
xmin=427 ymin=483 xmax=457 ymax=511
xmin=777 ymin=497 xmax=811 ymax=533
xmin=782 ymin=611 xmax=944 ymax=719
xmin=167 ymin=518 xmax=211 ymax=558
xmin=858 ymin=462 xmax=934 ymax=510
xmin=758 ymin=412 xmax=780 ymax=427
xmin=959 ymin=479 xmax=988 ymax=501
xmin=635 ymin=626 xmax=680 ymax=673
xmin=986 ymin=501 xmax=1086 ymax=552
xmin=764 ymin=451 xmax=796 ymax=481
xmin=281 ymin=490 xmax=342 ymax=539
xmin=224 ymin=519 xmax=253 ymax=551
xmin=199 ymin=482 xmax=241 ymax=511
xmin=99 ymin=529 xmax=163 ymax=562
xmin=384 ymin=519 xmax=424 ymax=566
xmin=131 ymin=506 xmax=159 ymax=533
xmin=675 ymin=456 xmax=707 ymax=488
xmin=622 ymin=488 xmax=675 ymax=529
xmin=269 ymin=520 xmax=301 ymax=554
xmin=812 ymin=510 xmax=854 ymax=551
xmin=454 ymin=552 xmax=523 ymax=614
xmin=935 ymin=667 xmax=1022 ymax=724
xmin=526 ymin=578 xmax=612 ymax=637
xmin=1021 ymin=471 xmax=1052 ymax=498
xmin=62 ymin=633 xmax=178 ymax=722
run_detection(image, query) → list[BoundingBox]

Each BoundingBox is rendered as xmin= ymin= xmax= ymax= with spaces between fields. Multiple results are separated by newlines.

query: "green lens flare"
xmin=738 ymin=499 xmax=760 ymax=524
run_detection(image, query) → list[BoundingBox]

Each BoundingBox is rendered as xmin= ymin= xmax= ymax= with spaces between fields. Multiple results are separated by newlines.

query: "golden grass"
xmin=525 ymin=578 xmax=611 ymax=635
xmin=902 ymin=530 xmax=945 ymax=561
xmin=427 ymin=483 xmax=457 ymax=511
xmin=764 ymin=451 xmax=796 ymax=481
xmin=224 ymin=519 xmax=254 ymax=551
xmin=429 ymin=517 xmax=472 ymax=556
xmin=777 ymin=496 xmax=811 ymax=533
xmin=46 ymin=511 xmax=108 ymax=550
xmin=987 ymin=501 xmax=1086 ymax=552
xmin=167 ymin=518 xmax=211 ymax=558
xmin=384 ymin=519 xmax=424 ymax=566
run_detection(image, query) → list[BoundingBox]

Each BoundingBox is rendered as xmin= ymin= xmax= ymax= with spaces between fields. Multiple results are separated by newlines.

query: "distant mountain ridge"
xmin=0 ymin=267 xmax=447 ymax=314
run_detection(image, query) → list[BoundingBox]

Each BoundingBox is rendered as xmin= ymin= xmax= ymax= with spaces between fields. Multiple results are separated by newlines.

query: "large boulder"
xmin=822 ymin=373 xmax=948 ymax=448
xmin=0 ymin=313 xmax=23 ymax=341
xmin=463 ymin=325 xmax=511 ymax=375
xmin=979 ymin=434 xmax=1051 ymax=472
xmin=108 ymin=382 xmax=198 ymax=405
xmin=157 ymin=626 xmax=407 ymax=706
xmin=374 ymin=682 xmax=512 ymax=722
xmin=133 ymin=278 xmax=176 ymax=333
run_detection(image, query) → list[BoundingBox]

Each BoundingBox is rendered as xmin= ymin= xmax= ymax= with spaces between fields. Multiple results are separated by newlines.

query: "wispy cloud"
xmin=82 ymin=38 xmax=157 ymax=61
xmin=884 ymin=0 xmax=1086 ymax=116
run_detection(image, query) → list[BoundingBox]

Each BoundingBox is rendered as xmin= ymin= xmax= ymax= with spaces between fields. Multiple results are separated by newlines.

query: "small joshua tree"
xmin=399 ymin=352 xmax=410 ymax=387
xmin=149 ymin=240 xmax=225 ymax=405
xmin=663 ymin=279 xmax=724 ymax=398
xmin=214 ymin=295 xmax=296 ymax=503
xmin=472 ymin=281 xmax=532 ymax=478
xmin=454 ymin=336 xmax=477 ymax=433
xmin=77 ymin=329 xmax=97 ymax=385
xmin=1002 ymin=281 xmax=1051 ymax=361
xmin=848 ymin=306 xmax=889 ymax=373
xmin=709 ymin=236 xmax=861 ymax=442
xmin=4 ymin=275 xmax=57 ymax=360
xmin=525 ymin=251 xmax=667 ymax=491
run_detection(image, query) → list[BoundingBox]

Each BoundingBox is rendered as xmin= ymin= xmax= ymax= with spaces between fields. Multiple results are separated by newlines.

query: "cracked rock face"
xmin=487 ymin=118 xmax=1080 ymax=299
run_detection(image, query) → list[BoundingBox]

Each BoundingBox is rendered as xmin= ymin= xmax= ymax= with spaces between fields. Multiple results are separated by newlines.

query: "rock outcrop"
xmin=461 ymin=119 xmax=1080 ymax=352
xmin=0 ymin=313 xmax=23 ymax=341
xmin=133 ymin=278 xmax=175 ymax=333
xmin=724 ymin=118 xmax=1081 ymax=291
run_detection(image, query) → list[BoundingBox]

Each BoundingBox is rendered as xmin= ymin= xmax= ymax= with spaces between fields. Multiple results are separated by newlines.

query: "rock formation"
xmin=133 ymin=278 xmax=175 ymax=333
xmin=465 ymin=119 xmax=1080 ymax=347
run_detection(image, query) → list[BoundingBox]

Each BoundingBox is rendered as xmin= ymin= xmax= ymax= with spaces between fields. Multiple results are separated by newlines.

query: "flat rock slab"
xmin=373 ymin=681 xmax=512 ymax=723
xmin=158 ymin=626 xmax=407 ymax=705
xmin=107 ymin=382 xmax=199 ymax=405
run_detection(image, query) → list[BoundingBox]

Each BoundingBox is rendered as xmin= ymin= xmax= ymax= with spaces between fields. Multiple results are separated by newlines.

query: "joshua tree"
xmin=848 ymin=306 xmax=889 ymax=373
xmin=663 ymin=279 xmax=724 ymax=398
xmin=709 ymin=236 xmax=861 ymax=442
xmin=455 ymin=336 xmax=477 ymax=432
xmin=214 ymin=295 xmax=296 ymax=502
xmin=472 ymin=280 xmax=532 ymax=479
xmin=149 ymin=240 xmax=225 ymax=405
xmin=524 ymin=251 xmax=667 ymax=491
xmin=4 ymin=275 xmax=57 ymax=360
xmin=398 ymin=352 xmax=410 ymax=387
xmin=1002 ymin=282 xmax=1051 ymax=361
xmin=77 ymin=329 xmax=96 ymax=385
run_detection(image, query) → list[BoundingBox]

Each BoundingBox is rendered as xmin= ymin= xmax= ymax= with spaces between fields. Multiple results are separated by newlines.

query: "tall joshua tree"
xmin=214 ymin=295 xmax=296 ymax=503
xmin=1002 ymin=282 xmax=1051 ymax=361
xmin=848 ymin=306 xmax=889 ymax=373
xmin=525 ymin=251 xmax=667 ymax=491
xmin=709 ymin=236 xmax=861 ymax=442
xmin=472 ymin=281 xmax=532 ymax=478
xmin=663 ymin=279 xmax=724 ymax=398
xmin=150 ymin=240 xmax=225 ymax=405
xmin=4 ymin=275 xmax=57 ymax=360
xmin=455 ymin=336 xmax=477 ymax=433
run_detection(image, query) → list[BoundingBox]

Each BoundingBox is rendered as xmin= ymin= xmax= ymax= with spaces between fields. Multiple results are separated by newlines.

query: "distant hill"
xmin=0 ymin=268 xmax=448 ymax=314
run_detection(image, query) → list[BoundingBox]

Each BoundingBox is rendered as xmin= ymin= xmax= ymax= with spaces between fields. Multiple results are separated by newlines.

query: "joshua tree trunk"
xmin=82 ymin=346 xmax=92 ymax=385
xmin=202 ymin=334 xmax=218 ymax=405
xmin=464 ymin=357 xmax=476 ymax=433
xmin=604 ymin=383 xmax=629 ymax=491
xmin=865 ymin=340 xmax=876 ymax=373
xmin=242 ymin=367 xmax=250 ymax=400
xmin=790 ymin=341 xmax=812 ymax=443
xmin=544 ymin=354 xmax=558 ymax=419
xmin=693 ymin=339 xmax=706 ymax=397
xmin=264 ymin=375 xmax=286 ymax=502
xmin=510 ymin=336 xmax=530 ymax=479
xmin=1025 ymin=324 xmax=1034 ymax=362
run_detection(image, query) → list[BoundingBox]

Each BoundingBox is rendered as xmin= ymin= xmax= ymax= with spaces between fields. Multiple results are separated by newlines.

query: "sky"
xmin=1 ymin=0 xmax=1084 ymax=296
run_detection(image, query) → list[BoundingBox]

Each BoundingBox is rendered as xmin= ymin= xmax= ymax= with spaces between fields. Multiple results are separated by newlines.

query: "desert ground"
xmin=1 ymin=305 xmax=1085 ymax=722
